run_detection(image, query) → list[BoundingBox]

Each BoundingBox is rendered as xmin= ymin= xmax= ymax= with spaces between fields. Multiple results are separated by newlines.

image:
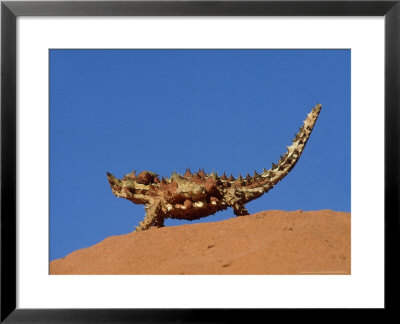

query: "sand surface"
xmin=50 ymin=210 xmax=350 ymax=275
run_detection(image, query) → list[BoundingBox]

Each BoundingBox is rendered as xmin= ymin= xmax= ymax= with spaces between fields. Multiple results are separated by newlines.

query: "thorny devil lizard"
xmin=107 ymin=104 xmax=322 ymax=231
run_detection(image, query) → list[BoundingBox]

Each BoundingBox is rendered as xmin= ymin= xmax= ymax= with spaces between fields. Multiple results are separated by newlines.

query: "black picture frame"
xmin=1 ymin=0 xmax=399 ymax=322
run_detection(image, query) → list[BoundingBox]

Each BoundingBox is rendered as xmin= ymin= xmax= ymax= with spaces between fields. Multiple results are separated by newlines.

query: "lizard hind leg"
xmin=135 ymin=200 xmax=165 ymax=232
xmin=232 ymin=203 xmax=250 ymax=217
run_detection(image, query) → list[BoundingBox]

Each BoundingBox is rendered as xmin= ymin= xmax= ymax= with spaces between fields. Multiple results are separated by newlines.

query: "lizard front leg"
xmin=232 ymin=203 xmax=250 ymax=216
xmin=135 ymin=200 xmax=165 ymax=232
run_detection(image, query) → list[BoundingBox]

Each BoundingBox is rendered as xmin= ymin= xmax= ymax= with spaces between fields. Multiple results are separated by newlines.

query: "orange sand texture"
xmin=50 ymin=210 xmax=350 ymax=275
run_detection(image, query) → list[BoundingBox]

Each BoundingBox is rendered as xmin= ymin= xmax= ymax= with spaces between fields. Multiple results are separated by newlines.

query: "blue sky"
xmin=49 ymin=49 xmax=350 ymax=261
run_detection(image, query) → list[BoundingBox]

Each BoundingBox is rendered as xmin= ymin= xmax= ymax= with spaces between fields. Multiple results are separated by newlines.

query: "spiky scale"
xmin=192 ymin=173 xmax=201 ymax=180
xmin=184 ymin=168 xmax=192 ymax=177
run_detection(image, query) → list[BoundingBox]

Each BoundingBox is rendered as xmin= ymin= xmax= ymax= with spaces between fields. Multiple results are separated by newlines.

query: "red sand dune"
xmin=50 ymin=210 xmax=350 ymax=275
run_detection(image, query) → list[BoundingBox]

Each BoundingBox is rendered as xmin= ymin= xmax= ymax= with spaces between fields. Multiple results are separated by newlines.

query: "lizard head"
xmin=106 ymin=170 xmax=159 ymax=205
